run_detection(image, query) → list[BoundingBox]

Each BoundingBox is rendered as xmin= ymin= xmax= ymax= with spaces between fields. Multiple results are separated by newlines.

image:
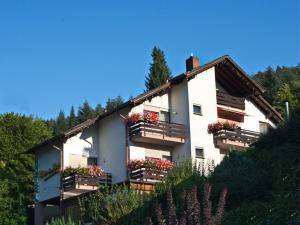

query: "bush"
xmin=209 ymin=151 xmax=270 ymax=209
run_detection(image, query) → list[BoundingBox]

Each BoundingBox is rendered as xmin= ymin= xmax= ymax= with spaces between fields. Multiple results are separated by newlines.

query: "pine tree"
xmin=55 ymin=110 xmax=68 ymax=134
xmin=145 ymin=47 xmax=172 ymax=91
xmin=68 ymin=106 xmax=77 ymax=129
xmin=94 ymin=104 xmax=104 ymax=116
xmin=105 ymin=96 xmax=124 ymax=112
xmin=77 ymin=101 xmax=95 ymax=123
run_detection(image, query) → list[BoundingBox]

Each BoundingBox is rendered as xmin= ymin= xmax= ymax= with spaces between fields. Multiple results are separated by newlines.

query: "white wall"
xmin=170 ymin=80 xmax=191 ymax=162
xmin=98 ymin=112 xmax=127 ymax=183
xmin=129 ymin=143 xmax=171 ymax=160
xmin=36 ymin=146 xmax=61 ymax=202
xmin=187 ymin=67 xmax=221 ymax=165
xmin=63 ymin=125 xmax=98 ymax=168
xmin=242 ymin=99 xmax=276 ymax=132
xmin=130 ymin=91 xmax=170 ymax=114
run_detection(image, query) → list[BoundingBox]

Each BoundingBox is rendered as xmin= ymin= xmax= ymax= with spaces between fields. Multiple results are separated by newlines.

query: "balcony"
xmin=217 ymin=91 xmax=245 ymax=110
xmin=62 ymin=173 xmax=112 ymax=199
xmin=130 ymin=168 xmax=168 ymax=183
xmin=129 ymin=121 xmax=185 ymax=146
xmin=214 ymin=129 xmax=260 ymax=150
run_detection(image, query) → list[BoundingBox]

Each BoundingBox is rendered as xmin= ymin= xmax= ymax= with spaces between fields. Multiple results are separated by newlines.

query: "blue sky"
xmin=0 ymin=0 xmax=299 ymax=119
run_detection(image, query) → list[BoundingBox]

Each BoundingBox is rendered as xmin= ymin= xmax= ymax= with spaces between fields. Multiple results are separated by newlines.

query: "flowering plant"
xmin=126 ymin=113 xmax=142 ymax=125
xmin=126 ymin=111 xmax=160 ymax=125
xmin=128 ymin=158 xmax=173 ymax=171
xmin=208 ymin=120 xmax=239 ymax=134
xmin=63 ymin=165 xmax=104 ymax=177
xmin=144 ymin=111 xmax=159 ymax=124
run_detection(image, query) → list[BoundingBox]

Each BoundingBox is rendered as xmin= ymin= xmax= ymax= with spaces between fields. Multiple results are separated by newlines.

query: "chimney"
xmin=186 ymin=54 xmax=200 ymax=71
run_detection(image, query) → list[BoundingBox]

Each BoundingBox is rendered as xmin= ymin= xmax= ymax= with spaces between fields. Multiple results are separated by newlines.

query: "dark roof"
xmin=27 ymin=55 xmax=282 ymax=153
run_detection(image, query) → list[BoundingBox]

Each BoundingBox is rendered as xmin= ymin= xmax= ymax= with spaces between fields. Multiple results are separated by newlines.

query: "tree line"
xmin=253 ymin=64 xmax=300 ymax=116
xmin=46 ymin=95 xmax=124 ymax=135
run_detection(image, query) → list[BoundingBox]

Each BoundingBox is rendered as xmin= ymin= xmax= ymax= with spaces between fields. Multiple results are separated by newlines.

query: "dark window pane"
xmin=193 ymin=105 xmax=202 ymax=115
xmin=87 ymin=157 xmax=97 ymax=166
xmin=195 ymin=148 xmax=204 ymax=159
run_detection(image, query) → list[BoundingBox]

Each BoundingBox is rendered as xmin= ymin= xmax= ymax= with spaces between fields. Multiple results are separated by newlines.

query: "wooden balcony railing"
xmin=130 ymin=168 xmax=168 ymax=182
xmin=214 ymin=129 xmax=261 ymax=149
xmin=62 ymin=173 xmax=112 ymax=192
xmin=129 ymin=121 xmax=185 ymax=146
xmin=217 ymin=92 xmax=245 ymax=110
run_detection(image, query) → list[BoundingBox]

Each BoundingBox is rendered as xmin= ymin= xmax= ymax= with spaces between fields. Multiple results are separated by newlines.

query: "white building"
xmin=28 ymin=55 xmax=282 ymax=224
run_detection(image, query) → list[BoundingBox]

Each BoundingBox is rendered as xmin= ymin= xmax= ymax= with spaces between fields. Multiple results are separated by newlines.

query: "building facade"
xmin=29 ymin=55 xmax=282 ymax=224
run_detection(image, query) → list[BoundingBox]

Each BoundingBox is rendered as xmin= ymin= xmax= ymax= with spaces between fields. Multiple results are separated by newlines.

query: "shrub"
xmin=209 ymin=151 xmax=269 ymax=209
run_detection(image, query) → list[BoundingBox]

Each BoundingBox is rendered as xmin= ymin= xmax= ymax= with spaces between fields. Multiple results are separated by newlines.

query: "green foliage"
xmin=145 ymin=47 xmax=172 ymax=91
xmin=55 ymin=110 xmax=68 ymax=134
xmin=68 ymin=106 xmax=77 ymax=129
xmin=209 ymin=151 xmax=270 ymax=209
xmin=77 ymin=101 xmax=95 ymax=123
xmin=273 ymin=83 xmax=299 ymax=116
xmin=78 ymin=185 xmax=149 ymax=225
xmin=211 ymin=107 xmax=300 ymax=225
xmin=253 ymin=64 xmax=300 ymax=117
xmin=0 ymin=113 xmax=52 ymax=224
xmin=105 ymin=95 xmax=124 ymax=112
xmin=45 ymin=216 xmax=78 ymax=225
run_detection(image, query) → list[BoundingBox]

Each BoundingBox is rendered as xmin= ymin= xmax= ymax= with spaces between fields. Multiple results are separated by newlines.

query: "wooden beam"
xmin=216 ymin=66 xmax=243 ymax=95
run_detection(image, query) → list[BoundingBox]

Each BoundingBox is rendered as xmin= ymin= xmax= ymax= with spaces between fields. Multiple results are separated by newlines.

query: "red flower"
xmin=144 ymin=111 xmax=159 ymax=124
xmin=126 ymin=113 xmax=142 ymax=125
xmin=63 ymin=165 xmax=104 ymax=177
xmin=128 ymin=159 xmax=173 ymax=171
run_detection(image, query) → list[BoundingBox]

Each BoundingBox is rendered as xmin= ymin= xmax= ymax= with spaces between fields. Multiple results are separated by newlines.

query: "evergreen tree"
xmin=56 ymin=110 xmax=68 ymax=134
xmin=77 ymin=101 xmax=95 ymax=123
xmin=105 ymin=96 xmax=124 ymax=111
xmin=94 ymin=104 xmax=104 ymax=116
xmin=145 ymin=47 xmax=172 ymax=91
xmin=68 ymin=106 xmax=77 ymax=129
xmin=273 ymin=83 xmax=298 ymax=116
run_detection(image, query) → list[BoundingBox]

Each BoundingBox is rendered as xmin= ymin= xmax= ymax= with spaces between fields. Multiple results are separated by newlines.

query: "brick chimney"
xmin=186 ymin=54 xmax=200 ymax=71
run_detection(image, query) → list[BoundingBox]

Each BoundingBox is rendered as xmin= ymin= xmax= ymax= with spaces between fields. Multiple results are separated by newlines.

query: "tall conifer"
xmin=145 ymin=47 xmax=172 ymax=91
xmin=68 ymin=106 xmax=77 ymax=128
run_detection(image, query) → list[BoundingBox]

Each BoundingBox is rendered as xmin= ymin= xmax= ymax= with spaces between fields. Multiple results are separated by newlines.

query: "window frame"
xmin=159 ymin=110 xmax=170 ymax=123
xmin=195 ymin=147 xmax=204 ymax=159
xmin=193 ymin=104 xmax=203 ymax=116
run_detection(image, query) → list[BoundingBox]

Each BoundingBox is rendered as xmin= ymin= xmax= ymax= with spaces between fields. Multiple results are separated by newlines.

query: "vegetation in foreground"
xmin=47 ymin=106 xmax=300 ymax=225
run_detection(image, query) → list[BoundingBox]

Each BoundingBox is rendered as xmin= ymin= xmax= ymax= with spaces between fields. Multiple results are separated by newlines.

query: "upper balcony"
xmin=213 ymin=129 xmax=260 ymax=151
xmin=129 ymin=121 xmax=185 ymax=146
xmin=217 ymin=91 xmax=245 ymax=110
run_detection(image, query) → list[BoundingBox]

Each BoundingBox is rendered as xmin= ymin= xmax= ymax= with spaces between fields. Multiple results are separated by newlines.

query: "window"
xmin=195 ymin=148 xmax=204 ymax=159
xmin=193 ymin=104 xmax=202 ymax=115
xmin=160 ymin=110 xmax=170 ymax=123
xmin=259 ymin=122 xmax=270 ymax=134
xmin=87 ymin=157 xmax=98 ymax=166
xmin=162 ymin=155 xmax=172 ymax=161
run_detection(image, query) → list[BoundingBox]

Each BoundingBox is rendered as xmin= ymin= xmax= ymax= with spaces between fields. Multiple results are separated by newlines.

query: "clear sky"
xmin=0 ymin=0 xmax=299 ymax=119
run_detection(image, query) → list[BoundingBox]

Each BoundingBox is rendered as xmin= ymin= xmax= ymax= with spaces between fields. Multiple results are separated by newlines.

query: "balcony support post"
xmin=34 ymin=202 xmax=45 ymax=225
